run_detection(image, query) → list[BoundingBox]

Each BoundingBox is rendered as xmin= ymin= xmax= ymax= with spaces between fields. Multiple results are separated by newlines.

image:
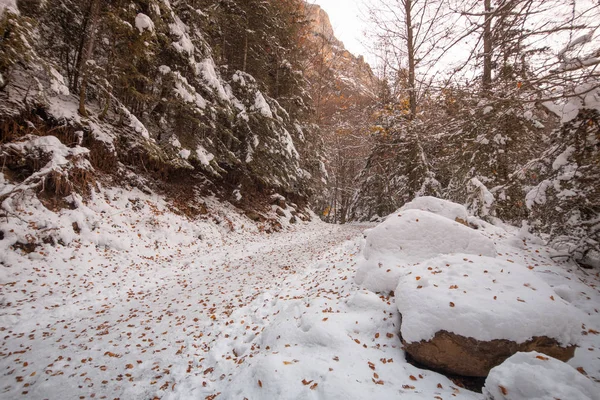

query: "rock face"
xmin=403 ymin=330 xmax=576 ymax=377
xmin=302 ymin=3 xmax=377 ymax=98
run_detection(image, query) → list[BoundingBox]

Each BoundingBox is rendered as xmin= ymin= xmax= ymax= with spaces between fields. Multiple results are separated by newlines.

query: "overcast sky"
xmin=310 ymin=0 xmax=371 ymax=60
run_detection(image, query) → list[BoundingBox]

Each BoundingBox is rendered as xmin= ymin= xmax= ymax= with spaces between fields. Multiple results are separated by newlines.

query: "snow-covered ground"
xmin=1 ymin=192 xmax=599 ymax=399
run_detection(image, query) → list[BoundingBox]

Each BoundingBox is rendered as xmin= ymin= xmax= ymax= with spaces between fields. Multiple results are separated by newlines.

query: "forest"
xmin=0 ymin=0 xmax=599 ymax=399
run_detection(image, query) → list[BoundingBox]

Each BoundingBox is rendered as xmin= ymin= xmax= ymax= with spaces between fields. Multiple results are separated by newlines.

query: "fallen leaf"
xmin=577 ymin=367 xmax=588 ymax=376
xmin=449 ymin=302 xmax=455 ymax=307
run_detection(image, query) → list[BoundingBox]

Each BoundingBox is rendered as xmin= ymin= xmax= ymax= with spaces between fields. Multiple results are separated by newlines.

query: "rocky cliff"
xmin=302 ymin=3 xmax=378 ymax=99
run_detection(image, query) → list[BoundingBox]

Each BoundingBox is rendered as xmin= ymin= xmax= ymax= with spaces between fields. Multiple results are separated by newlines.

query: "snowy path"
xmin=2 ymin=192 xmax=600 ymax=400
xmin=0 ymin=221 xmax=367 ymax=399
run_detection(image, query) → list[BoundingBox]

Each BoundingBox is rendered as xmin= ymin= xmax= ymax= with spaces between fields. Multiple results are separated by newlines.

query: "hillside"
xmin=0 ymin=0 xmax=325 ymax=227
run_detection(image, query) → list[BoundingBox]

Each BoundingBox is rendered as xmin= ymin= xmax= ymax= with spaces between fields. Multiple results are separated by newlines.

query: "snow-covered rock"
xmin=396 ymin=254 xmax=581 ymax=345
xmin=396 ymin=254 xmax=582 ymax=376
xmin=355 ymin=209 xmax=497 ymax=293
xmin=398 ymin=196 xmax=469 ymax=223
xmin=483 ymin=352 xmax=599 ymax=400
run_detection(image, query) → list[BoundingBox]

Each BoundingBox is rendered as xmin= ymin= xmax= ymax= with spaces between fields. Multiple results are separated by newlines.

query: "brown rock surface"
xmin=403 ymin=329 xmax=576 ymax=377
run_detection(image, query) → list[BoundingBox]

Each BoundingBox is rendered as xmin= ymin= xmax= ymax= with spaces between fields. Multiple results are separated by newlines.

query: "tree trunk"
xmin=78 ymin=0 xmax=101 ymax=117
xmin=404 ymin=0 xmax=417 ymax=118
xmin=483 ymin=0 xmax=493 ymax=91
xmin=242 ymin=29 xmax=248 ymax=72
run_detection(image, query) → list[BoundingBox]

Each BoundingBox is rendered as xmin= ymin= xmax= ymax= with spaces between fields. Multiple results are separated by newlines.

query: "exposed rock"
xmin=275 ymin=208 xmax=285 ymax=217
xmin=289 ymin=216 xmax=297 ymax=224
xmin=297 ymin=212 xmax=311 ymax=222
xmin=270 ymin=194 xmax=287 ymax=209
xmin=455 ymin=217 xmax=468 ymax=226
xmin=245 ymin=211 xmax=263 ymax=222
xmin=403 ymin=330 xmax=576 ymax=377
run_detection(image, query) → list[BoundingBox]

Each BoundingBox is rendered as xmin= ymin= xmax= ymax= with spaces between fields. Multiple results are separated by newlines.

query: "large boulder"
xmin=398 ymin=196 xmax=469 ymax=225
xmin=355 ymin=209 xmax=497 ymax=293
xmin=404 ymin=331 xmax=575 ymax=378
xmin=483 ymin=352 xmax=599 ymax=400
xmin=396 ymin=254 xmax=582 ymax=377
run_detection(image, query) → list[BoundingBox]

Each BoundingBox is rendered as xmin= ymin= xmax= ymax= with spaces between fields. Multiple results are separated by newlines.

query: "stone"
xmin=245 ymin=211 xmax=263 ymax=222
xmin=403 ymin=329 xmax=576 ymax=377
xmin=483 ymin=351 xmax=598 ymax=400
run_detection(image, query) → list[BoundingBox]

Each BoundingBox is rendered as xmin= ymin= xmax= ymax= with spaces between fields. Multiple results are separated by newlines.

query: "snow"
xmin=545 ymin=83 xmax=600 ymax=123
xmin=355 ymin=209 xmax=497 ymax=293
xmin=1 ymin=181 xmax=600 ymax=400
xmin=252 ymin=92 xmax=273 ymax=118
xmin=173 ymin=73 xmax=207 ymax=109
xmin=552 ymin=146 xmax=575 ymax=170
xmin=195 ymin=145 xmax=214 ymax=166
xmin=196 ymin=58 xmax=230 ymax=101
xmin=179 ymin=149 xmax=191 ymax=159
xmin=135 ymin=13 xmax=154 ymax=33
xmin=279 ymin=128 xmax=299 ymax=159
xmin=121 ymin=107 xmax=150 ymax=139
xmin=396 ymin=254 xmax=583 ymax=344
xmin=468 ymin=177 xmax=495 ymax=216
xmin=49 ymin=67 xmax=69 ymax=96
xmin=169 ymin=16 xmax=194 ymax=55
xmin=0 ymin=0 xmax=18 ymax=15
xmin=526 ymin=179 xmax=552 ymax=209
xmin=399 ymin=196 xmax=469 ymax=223
xmin=483 ymin=352 xmax=600 ymax=400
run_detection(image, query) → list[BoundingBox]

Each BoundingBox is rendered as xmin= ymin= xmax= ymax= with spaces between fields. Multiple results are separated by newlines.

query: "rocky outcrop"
xmin=403 ymin=330 xmax=576 ymax=377
xmin=302 ymin=3 xmax=378 ymax=98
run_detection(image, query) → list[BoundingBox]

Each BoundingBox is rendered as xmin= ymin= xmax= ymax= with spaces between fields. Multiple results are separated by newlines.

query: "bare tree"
xmin=366 ymin=0 xmax=456 ymax=116
xmin=77 ymin=0 xmax=101 ymax=117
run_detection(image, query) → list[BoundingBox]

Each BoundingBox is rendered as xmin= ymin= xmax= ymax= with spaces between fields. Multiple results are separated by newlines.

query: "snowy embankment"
xmin=1 ymin=193 xmax=600 ymax=399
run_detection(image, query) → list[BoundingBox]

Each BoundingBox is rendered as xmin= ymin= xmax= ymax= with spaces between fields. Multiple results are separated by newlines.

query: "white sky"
xmin=310 ymin=0 xmax=370 ymax=60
